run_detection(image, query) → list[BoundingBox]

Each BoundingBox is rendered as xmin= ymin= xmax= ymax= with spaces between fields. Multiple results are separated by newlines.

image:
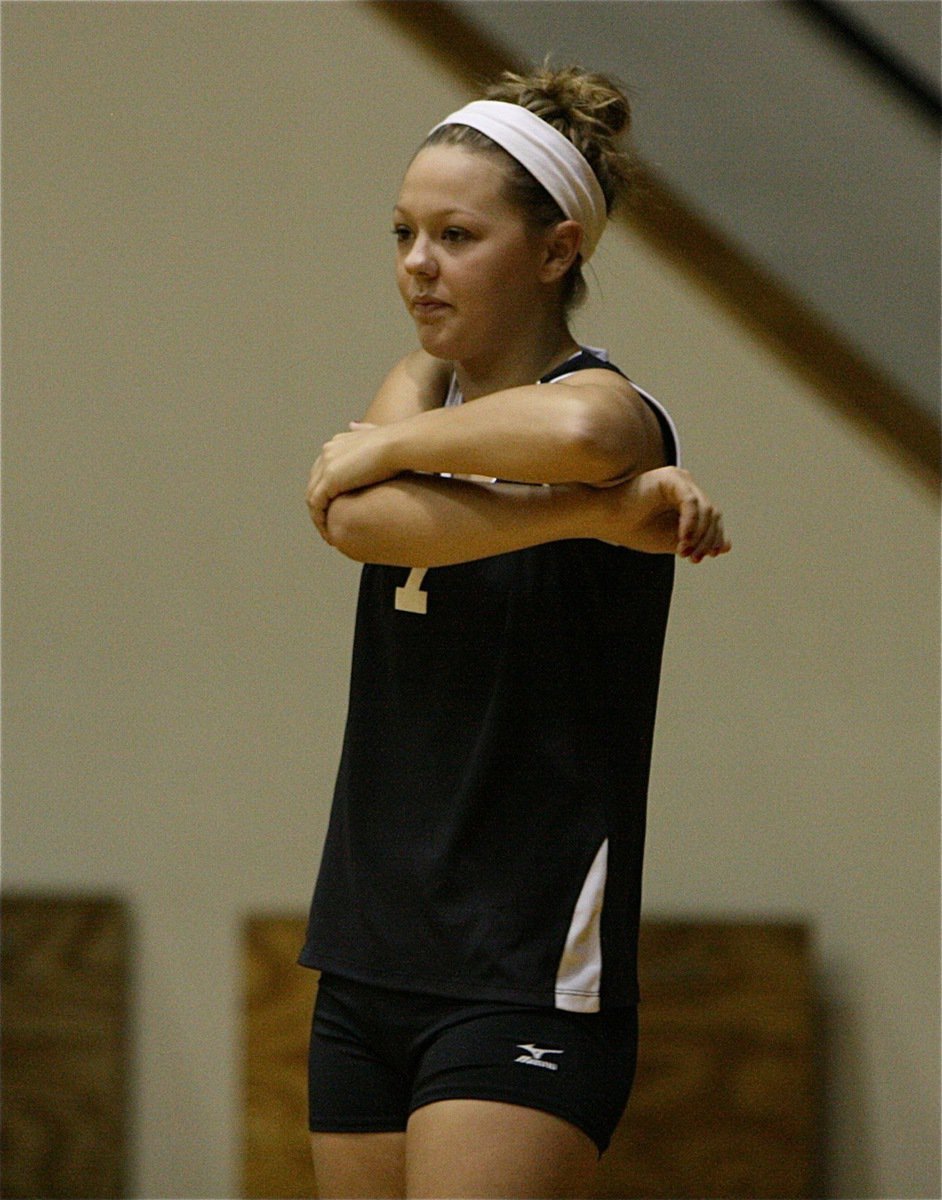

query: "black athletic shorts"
xmin=307 ymin=972 xmax=638 ymax=1156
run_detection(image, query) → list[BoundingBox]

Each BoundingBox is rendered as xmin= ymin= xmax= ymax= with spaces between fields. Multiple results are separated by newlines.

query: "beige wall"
xmin=3 ymin=3 xmax=938 ymax=1197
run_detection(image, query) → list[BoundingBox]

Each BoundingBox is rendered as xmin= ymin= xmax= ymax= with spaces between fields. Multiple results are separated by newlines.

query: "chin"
xmin=415 ymin=325 xmax=461 ymax=361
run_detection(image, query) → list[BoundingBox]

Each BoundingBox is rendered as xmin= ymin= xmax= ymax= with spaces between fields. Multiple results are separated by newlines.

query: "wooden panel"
xmin=1 ymin=894 xmax=129 ymax=1200
xmin=241 ymin=917 xmax=816 ymax=1199
xmin=597 ymin=921 xmax=817 ymax=1199
xmin=242 ymin=916 xmax=318 ymax=1200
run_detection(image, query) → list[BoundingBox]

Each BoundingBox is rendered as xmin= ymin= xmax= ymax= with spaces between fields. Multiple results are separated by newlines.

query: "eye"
xmin=442 ymin=226 xmax=471 ymax=244
xmin=392 ymin=225 xmax=414 ymax=244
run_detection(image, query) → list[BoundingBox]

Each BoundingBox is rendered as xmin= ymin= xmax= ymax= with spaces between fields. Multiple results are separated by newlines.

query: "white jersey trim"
xmin=554 ymin=837 xmax=608 ymax=1012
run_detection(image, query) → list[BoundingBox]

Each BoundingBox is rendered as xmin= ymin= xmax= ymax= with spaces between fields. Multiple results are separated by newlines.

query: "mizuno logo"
xmin=514 ymin=1044 xmax=564 ymax=1071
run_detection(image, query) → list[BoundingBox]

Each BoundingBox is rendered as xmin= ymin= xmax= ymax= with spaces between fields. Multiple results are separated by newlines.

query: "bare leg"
xmin=405 ymin=1099 xmax=598 ymax=1199
xmin=309 ymin=1131 xmax=406 ymax=1199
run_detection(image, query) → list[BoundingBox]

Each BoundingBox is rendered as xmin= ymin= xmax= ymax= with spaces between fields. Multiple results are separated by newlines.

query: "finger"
xmin=678 ymin=494 xmax=707 ymax=556
xmin=672 ymin=483 xmax=696 ymax=550
xmin=691 ymin=509 xmax=720 ymax=561
xmin=698 ymin=510 xmax=727 ymax=561
xmin=706 ymin=514 xmax=730 ymax=556
xmin=305 ymin=459 xmax=324 ymax=509
xmin=305 ymin=460 xmax=332 ymax=536
xmin=708 ymin=512 xmax=730 ymax=556
xmin=309 ymin=485 xmax=330 ymax=538
xmin=691 ymin=512 xmax=730 ymax=562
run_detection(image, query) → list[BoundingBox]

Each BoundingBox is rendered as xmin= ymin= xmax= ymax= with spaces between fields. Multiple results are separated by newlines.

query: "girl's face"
xmin=393 ymin=145 xmax=555 ymax=371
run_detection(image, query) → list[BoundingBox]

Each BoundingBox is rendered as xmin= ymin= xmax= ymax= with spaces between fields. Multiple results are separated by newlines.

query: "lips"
xmin=411 ymin=296 xmax=451 ymax=319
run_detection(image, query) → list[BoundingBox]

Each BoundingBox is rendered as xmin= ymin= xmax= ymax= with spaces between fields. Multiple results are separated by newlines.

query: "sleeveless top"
xmin=300 ymin=348 xmax=679 ymax=1011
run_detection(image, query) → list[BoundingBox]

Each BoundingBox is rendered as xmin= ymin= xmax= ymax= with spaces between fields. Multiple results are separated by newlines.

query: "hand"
xmin=306 ymin=422 xmax=392 ymax=539
xmin=673 ymin=470 xmax=730 ymax=561
xmin=601 ymin=467 xmax=731 ymax=561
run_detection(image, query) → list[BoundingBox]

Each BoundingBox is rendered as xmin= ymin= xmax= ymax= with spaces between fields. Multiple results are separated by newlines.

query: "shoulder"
xmin=556 ymin=367 xmax=640 ymax=403
xmin=363 ymin=350 xmax=453 ymax=425
xmin=542 ymin=352 xmax=643 ymax=418
xmin=547 ymin=351 xmax=679 ymax=470
xmin=549 ymin=369 xmax=668 ymax=467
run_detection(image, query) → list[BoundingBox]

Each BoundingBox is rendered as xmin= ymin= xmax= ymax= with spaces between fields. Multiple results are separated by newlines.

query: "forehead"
xmin=395 ymin=144 xmax=517 ymax=218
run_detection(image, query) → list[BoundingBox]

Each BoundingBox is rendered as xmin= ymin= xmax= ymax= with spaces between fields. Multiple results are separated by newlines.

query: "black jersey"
xmin=300 ymin=348 xmax=679 ymax=1012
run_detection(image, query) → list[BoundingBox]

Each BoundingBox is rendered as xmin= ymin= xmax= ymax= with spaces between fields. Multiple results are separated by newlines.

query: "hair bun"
xmin=484 ymin=63 xmax=635 ymax=212
xmin=527 ymin=63 xmax=631 ymax=139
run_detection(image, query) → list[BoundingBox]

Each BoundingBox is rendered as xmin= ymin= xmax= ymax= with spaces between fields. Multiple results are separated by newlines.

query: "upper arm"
xmin=362 ymin=350 xmax=453 ymax=426
xmin=556 ymin=369 xmax=668 ymax=481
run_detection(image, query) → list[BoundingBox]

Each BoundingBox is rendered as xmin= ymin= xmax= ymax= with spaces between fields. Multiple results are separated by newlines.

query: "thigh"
xmin=310 ymin=1130 xmax=406 ymax=1200
xmin=406 ymin=1099 xmax=597 ymax=1199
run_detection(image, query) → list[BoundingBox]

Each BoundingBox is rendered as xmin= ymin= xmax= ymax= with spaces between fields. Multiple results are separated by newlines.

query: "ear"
xmin=538 ymin=220 xmax=583 ymax=283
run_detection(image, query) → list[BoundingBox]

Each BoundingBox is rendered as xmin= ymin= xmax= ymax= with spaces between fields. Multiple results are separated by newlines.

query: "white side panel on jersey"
xmin=555 ymin=837 xmax=608 ymax=1013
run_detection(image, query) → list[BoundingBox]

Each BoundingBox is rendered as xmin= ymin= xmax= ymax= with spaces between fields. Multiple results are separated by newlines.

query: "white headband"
xmin=428 ymin=99 xmax=608 ymax=260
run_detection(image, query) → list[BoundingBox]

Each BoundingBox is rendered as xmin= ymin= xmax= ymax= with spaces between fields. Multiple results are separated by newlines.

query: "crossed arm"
xmin=305 ymin=350 xmax=730 ymax=567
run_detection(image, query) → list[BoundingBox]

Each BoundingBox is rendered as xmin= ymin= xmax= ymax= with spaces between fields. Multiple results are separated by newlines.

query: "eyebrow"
xmin=392 ymin=205 xmax=482 ymax=221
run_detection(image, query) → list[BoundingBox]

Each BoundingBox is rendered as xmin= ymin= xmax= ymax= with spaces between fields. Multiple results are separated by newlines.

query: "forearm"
xmin=373 ymin=382 xmax=649 ymax=485
xmin=324 ymin=475 xmax=606 ymax=567
xmin=322 ymin=468 xmax=699 ymax=567
xmin=321 ymin=464 xmax=729 ymax=567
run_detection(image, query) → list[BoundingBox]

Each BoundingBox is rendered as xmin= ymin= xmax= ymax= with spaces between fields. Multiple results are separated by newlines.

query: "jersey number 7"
xmin=395 ymin=567 xmax=429 ymax=614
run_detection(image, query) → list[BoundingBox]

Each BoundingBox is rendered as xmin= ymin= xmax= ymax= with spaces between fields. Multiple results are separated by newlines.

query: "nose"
xmin=403 ymin=233 xmax=438 ymax=279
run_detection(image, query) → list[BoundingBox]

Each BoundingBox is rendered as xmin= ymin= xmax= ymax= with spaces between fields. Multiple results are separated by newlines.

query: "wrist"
xmin=578 ymin=483 xmax=620 ymax=540
xmin=383 ymin=406 xmax=453 ymax=476
xmin=375 ymin=420 xmax=410 ymax=477
xmin=547 ymin=482 xmax=613 ymax=542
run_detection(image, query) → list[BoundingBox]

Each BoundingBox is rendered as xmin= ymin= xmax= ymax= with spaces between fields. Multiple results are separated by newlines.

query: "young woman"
xmin=300 ymin=66 xmax=730 ymax=1199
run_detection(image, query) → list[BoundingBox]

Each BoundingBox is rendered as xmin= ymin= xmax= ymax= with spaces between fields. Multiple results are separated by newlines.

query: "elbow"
xmin=568 ymin=401 xmax=639 ymax=483
xmin=324 ymin=494 xmax=374 ymax=562
xmin=324 ymin=487 xmax=425 ymax=566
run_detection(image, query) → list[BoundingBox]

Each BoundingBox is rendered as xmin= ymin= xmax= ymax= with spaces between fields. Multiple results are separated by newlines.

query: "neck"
xmin=455 ymin=319 xmax=580 ymax=401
